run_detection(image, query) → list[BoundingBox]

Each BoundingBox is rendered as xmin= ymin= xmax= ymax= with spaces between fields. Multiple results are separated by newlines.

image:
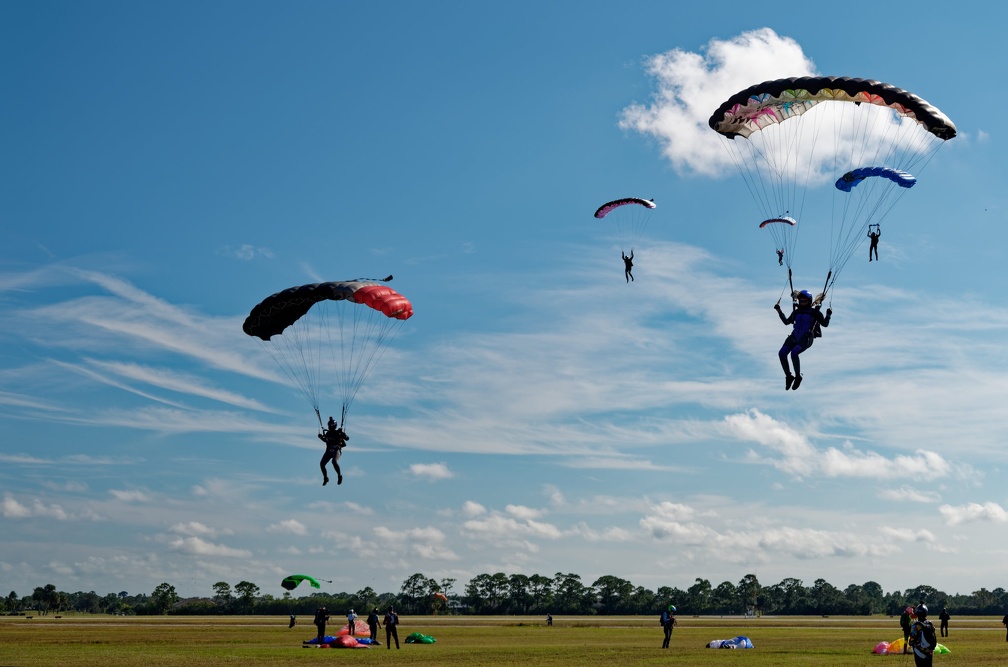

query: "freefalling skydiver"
xmin=622 ymin=249 xmax=634 ymax=282
xmin=318 ymin=415 xmax=348 ymax=486
xmin=774 ymin=290 xmax=831 ymax=390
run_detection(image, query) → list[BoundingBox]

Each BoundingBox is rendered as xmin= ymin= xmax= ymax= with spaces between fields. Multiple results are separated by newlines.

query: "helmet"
xmin=915 ymin=604 xmax=928 ymax=619
xmin=797 ymin=290 xmax=813 ymax=302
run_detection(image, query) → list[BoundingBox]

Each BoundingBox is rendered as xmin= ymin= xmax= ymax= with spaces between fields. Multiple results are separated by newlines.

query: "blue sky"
xmin=2 ymin=1 xmax=1006 ymax=600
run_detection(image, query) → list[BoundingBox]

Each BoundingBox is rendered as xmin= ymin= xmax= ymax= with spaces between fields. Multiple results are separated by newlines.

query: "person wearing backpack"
xmin=383 ymin=606 xmax=400 ymax=649
xmin=660 ymin=605 xmax=677 ymax=648
xmin=909 ymin=604 xmax=938 ymax=667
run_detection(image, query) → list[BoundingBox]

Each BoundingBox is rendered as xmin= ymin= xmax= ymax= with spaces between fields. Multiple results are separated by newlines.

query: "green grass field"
xmin=1 ymin=614 xmax=1005 ymax=666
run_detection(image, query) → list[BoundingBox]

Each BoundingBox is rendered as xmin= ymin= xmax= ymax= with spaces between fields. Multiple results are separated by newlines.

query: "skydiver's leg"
xmin=790 ymin=346 xmax=803 ymax=377
xmin=778 ymin=344 xmax=792 ymax=375
xmin=789 ymin=346 xmax=805 ymax=389
xmin=320 ymin=452 xmax=332 ymax=485
xmin=779 ymin=344 xmax=795 ymax=389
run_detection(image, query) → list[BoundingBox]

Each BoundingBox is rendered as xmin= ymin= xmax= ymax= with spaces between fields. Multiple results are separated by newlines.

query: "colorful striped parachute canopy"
xmin=709 ymin=76 xmax=954 ymax=294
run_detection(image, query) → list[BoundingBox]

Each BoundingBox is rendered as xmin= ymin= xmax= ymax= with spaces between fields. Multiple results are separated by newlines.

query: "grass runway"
xmin=2 ymin=614 xmax=1005 ymax=666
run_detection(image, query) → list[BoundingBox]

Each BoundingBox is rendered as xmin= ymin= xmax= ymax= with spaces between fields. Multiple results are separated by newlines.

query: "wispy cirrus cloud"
xmin=219 ymin=244 xmax=274 ymax=261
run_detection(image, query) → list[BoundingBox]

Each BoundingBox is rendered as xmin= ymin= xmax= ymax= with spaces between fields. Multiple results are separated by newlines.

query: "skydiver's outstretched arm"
xmin=774 ymin=300 xmax=792 ymax=325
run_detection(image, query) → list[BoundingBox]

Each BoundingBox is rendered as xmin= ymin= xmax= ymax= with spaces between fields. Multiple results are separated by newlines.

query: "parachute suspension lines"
xmin=255 ymin=314 xmax=324 ymax=414
xmin=594 ymin=197 xmax=656 ymax=253
xmin=709 ymin=77 xmax=956 ymax=298
xmin=243 ymin=279 xmax=413 ymax=427
xmin=321 ymin=295 xmax=407 ymax=428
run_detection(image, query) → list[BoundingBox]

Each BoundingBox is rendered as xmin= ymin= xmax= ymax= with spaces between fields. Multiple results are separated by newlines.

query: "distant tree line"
xmin=5 ymin=572 xmax=1008 ymax=617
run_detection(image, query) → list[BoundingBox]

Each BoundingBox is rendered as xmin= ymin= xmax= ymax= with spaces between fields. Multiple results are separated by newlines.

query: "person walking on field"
xmin=938 ymin=607 xmax=950 ymax=637
xmin=1002 ymin=611 xmax=1008 ymax=641
xmin=383 ymin=606 xmax=400 ymax=649
xmin=660 ymin=606 xmax=677 ymax=648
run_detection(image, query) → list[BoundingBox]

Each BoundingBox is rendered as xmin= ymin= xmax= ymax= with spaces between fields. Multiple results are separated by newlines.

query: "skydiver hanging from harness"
xmin=868 ymin=224 xmax=881 ymax=262
xmin=776 ymin=248 xmax=784 ymax=266
xmin=622 ymin=249 xmax=634 ymax=283
xmin=317 ymin=411 xmax=349 ymax=486
xmin=775 ymin=289 xmax=832 ymax=391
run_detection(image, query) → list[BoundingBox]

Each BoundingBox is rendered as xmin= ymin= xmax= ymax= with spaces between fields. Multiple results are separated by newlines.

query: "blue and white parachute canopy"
xmin=835 ymin=166 xmax=916 ymax=193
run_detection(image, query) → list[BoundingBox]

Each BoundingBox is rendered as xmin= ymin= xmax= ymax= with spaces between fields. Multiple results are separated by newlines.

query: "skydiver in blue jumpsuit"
xmin=775 ymin=290 xmax=831 ymax=390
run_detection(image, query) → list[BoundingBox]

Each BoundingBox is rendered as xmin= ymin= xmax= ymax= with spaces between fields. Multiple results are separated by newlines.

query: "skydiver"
xmin=776 ymin=249 xmax=784 ymax=266
xmin=909 ymin=604 xmax=937 ymax=667
xmin=774 ymin=290 xmax=831 ymax=390
xmin=868 ymin=226 xmax=881 ymax=261
xmin=622 ymin=249 xmax=634 ymax=283
xmin=318 ymin=416 xmax=348 ymax=486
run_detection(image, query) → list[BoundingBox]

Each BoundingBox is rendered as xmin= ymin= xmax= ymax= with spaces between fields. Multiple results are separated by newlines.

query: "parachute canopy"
xmin=709 ymin=76 xmax=956 ymax=141
xmin=433 ymin=593 xmax=448 ymax=601
xmin=759 ymin=216 xmax=797 ymax=229
xmin=244 ymin=278 xmax=413 ymax=425
xmin=835 ymin=166 xmax=916 ymax=192
xmin=593 ymin=197 xmax=656 ymax=219
xmin=709 ymin=76 xmax=954 ymax=294
xmin=593 ymin=197 xmax=656 ymax=252
xmin=281 ymin=574 xmax=321 ymax=591
xmin=244 ymin=279 xmax=412 ymax=341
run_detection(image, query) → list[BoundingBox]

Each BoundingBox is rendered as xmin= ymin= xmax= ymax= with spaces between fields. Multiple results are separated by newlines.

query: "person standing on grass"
xmin=313 ymin=606 xmax=329 ymax=645
xmin=938 ymin=607 xmax=950 ymax=637
xmin=367 ymin=607 xmax=381 ymax=642
xmin=909 ymin=604 xmax=937 ymax=667
xmin=900 ymin=606 xmax=914 ymax=653
xmin=383 ymin=606 xmax=400 ymax=649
